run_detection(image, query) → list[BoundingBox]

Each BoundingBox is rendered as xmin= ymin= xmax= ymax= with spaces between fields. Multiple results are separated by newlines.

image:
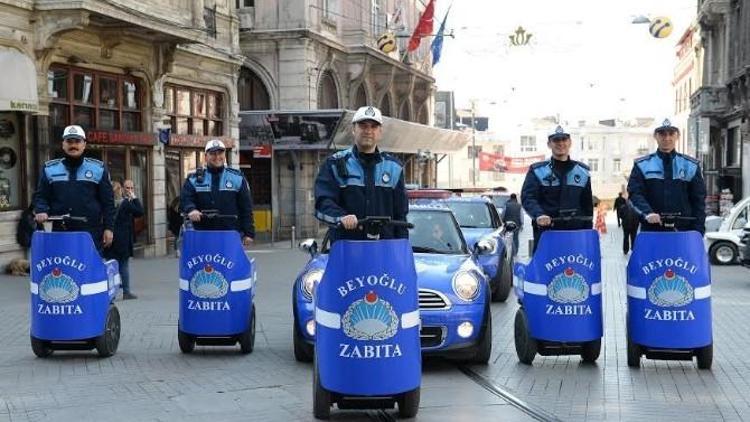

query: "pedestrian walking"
xmin=501 ymin=193 xmax=523 ymax=257
xmin=104 ymin=180 xmax=144 ymax=300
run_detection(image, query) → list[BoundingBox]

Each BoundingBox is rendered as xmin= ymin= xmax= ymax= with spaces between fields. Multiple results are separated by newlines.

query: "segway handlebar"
xmin=182 ymin=209 xmax=238 ymax=222
xmin=659 ymin=213 xmax=696 ymax=230
xmin=45 ymin=214 xmax=88 ymax=223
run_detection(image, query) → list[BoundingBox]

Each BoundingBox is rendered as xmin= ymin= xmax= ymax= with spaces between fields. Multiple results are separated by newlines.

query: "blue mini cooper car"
xmin=441 ymin=197 xmax=516 ymax=302
xmin=293 ymin=205 xmax=493 ymax=364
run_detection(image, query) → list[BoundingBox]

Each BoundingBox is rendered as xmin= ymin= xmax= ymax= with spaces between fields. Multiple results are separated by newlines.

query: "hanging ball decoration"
xmin=649 ymin=16 xmax=673 ymax=38
xmin=377 ymin=32 xmax=397 ymax=53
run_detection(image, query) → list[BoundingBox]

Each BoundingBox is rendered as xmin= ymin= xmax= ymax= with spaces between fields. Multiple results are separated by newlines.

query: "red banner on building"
xmin=479 ymin=152 xmax=545 ymax=173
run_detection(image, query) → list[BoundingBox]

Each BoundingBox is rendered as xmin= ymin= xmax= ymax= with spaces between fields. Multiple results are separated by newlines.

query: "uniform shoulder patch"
xmin=575 ymin=160 xmax=590 ymax=171
xmin=224 ymin=167 xmax=242 ymax=175
xmin=331 ymin=149 xmax=351 ymax=160
xmin=677 ymin=153 xmax=699 ymax=164
xmin=529 ymin=160 xmax=550 ymax=169
xmin=381 ymin=153 xmax=403 ymax=166
xmin=83 ymin=157 xmax=104 ymax=166
xmin=634 ymin=153 xmax=653 ymax=163
xmin=44 ymin=158 xmax=63 ymax=167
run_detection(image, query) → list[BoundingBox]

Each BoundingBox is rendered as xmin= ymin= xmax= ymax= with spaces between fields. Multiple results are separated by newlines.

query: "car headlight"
xmin=452 ymin=271 xmax=480 ymax=301
xmin=301 ymin=268 xmax=324 ymax=300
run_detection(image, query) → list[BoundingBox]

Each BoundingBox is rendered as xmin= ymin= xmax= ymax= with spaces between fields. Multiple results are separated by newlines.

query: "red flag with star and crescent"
xmin=407 ymin=0 xmax=435 ymax=52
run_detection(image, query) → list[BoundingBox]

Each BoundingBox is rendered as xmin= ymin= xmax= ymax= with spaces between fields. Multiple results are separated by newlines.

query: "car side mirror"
xmin=473 ymin=240 xmax=493 ymax=255
xmin=504 ymin=221 xmax=518 ymax=232
xmin=299 ymin=238 xmax=318 ymax=256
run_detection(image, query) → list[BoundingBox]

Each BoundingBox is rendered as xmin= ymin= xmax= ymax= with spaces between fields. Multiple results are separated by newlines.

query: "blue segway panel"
xmin=316 ymin=239 xmax=420 ymax=396
xmin=30 ymin=232 xmax=112 ymax=340
xmin=514 ymin=230 xmax=602 ymax=342
xmin=627 ymin=231 xmax=711 ymax=349
xmin=180 ymin=230 xmax=254 ymax=336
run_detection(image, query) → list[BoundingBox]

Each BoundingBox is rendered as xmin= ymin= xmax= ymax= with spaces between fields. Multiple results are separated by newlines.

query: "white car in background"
xmin=705 ymin=197 xmax=750 ymax=265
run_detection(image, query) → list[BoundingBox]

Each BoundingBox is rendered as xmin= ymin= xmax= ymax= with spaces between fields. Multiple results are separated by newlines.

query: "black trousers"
xmin=622 ymin=227 xmax=637 ymax=254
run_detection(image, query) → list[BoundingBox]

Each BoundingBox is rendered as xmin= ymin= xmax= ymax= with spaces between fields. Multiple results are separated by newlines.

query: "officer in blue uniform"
xmin=521 ymin=125 xmax=593 ymax=254
xmin=314 ymin=106 xmax=408 ymax=243
xmin=627 ymin=119 xmax=706 ymax=234
xmin=32 ymin=125 xmax=115 ymax=252
xmin=180 ymin=139 xmax=255 ymax=246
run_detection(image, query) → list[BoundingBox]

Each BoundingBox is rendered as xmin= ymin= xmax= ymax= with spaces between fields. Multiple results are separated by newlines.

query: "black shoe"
xmin=123 ymin=292 xmax=138 ymax=300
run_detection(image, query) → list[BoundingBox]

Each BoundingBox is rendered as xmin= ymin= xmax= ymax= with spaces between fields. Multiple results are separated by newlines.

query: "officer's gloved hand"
xmin=340 ymin=214 xmax=358 ymax=230
xmin=34 ymin=212 xmax=49 ymax=224
xmin=645 ymin=213 xmax=661 ymax=225
xmin=187 ymin=210 xmax=202 ymax=222
xmin=536 ymin=215 xmax=551 ymax=227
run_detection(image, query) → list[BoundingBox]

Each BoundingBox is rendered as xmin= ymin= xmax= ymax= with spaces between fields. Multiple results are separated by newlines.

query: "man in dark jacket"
xmin=181 ymin=139 xmax=255 ymax=246
xmin=613 ymin=192 xmax=626 ymax=227
xmin=521 ymin=125 xmax=593 ymax=254
xmin=501 ymin=193 xmax=523 ymax=257
xmin=32 ymin=125 xmax=115 ymax=252
xmin=105 ymin=180 xmax=144 ymax=299
xmin=627 ymin=119 xmax=706 ymax=234
xmin=621 ymin=201 xmax=640 ymax=254
xmin=314 ymin=106 xmax=408 ymax=243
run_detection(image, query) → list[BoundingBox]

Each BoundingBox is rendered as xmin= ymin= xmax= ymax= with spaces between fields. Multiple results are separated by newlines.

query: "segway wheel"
xmin=313 ymin=358 xmax=331 ymax=419
xmin=626 ymin=335 xmax=641 ymax=368
xmin=293 ymin=323 xmax=314 ymax=363
xmin=178 ymin=329 xmax=195 ymax=354
xmin=239 ymin=305 xmax=256 ymax=354
xmin=469 ymin=309 xmax=492 ymax=364
xmin=492 ymin=257 xmax=513 ymax=302
xmin=30 ymin=335 xmax=53 ymax=358
xmin=397 ymin=387 xmax=420 ymax=418
xmin=514 ymin=308 xmax=537 ymax=365
xmin=95 ymin=305 xmax=121 ymax=357
xmin=696 ymin=344 xmax=713 ymax=370
xmin=581 ymin=339 xmax=601 ymax=363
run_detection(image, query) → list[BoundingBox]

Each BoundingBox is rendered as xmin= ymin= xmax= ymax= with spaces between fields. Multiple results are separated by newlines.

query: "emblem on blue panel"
xmin=382 ymin=172 xmax=391 ymax=184
xmin=648 ymin=269 xmax=693 ymax=307
xmin=40 ymin=268 xmax=79 ymax=303
xmin=342 ymin=291 xmax=398 ymax=341
xmin=85 ymin=170 xmax=93 ymax=179
xmin=190 ymin=264 xmax=229 ymax=299
xmin=548 ymin=267 xmax=589 ymax=304
xmin=226 ymin=181 xmax=233 ymax=188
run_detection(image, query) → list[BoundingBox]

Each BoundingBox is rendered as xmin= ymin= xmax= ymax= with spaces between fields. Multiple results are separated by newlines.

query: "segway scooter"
xmin=313 ymin=217 xmax=420 ymax=419
xmin=30 ymin=215 xmax=121 ymax=357
xmin=513 ymin=211 xmax=602 ymax=364
xmin=178 ymin=210 xmax=256 ymax=353
xmin=626 ymin=213 xmax=712 ymax=369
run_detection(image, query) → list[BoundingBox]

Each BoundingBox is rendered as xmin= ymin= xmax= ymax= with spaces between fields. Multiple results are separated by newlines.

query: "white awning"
xmin=0 ymin=48 xmax=38 ymax=112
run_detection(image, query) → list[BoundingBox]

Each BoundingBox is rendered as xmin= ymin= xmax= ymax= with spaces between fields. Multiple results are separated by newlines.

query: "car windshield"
xmin=408 ymin=211 xmax=465 ymax=254
xmin=488 ymin=195 xmax=510 ymax=209
xmin=444 ymin=202 xmax=493 ymax=228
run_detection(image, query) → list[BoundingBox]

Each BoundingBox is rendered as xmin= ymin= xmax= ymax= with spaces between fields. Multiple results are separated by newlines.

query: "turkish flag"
xmin=408 ymin=0 xmax=435 ymax=52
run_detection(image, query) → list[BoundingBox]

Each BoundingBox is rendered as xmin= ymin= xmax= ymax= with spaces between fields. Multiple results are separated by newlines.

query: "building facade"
xmin=235 ymin=0 xmax=442 ymax=239
xmin=0 ymin=0 xmax=241 ymax=266
xmin=673 ymin=22 xmax=704 ymax=155
xmin=691 ymin=0 xmax=750 ymax=208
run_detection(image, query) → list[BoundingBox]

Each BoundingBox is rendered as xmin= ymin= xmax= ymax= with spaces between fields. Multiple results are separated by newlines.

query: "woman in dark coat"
xmin=105 ymin=180 xmax=144 ymax=299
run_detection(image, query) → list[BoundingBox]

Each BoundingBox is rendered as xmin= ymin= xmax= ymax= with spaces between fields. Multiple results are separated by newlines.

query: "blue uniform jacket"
xmin=521 ymin=158 xmax=594 ymax=229
xmin=33 ymin=157 xmax=115 ymax=249
xmin=627 ymin=150 xmax=706 ymax=234
xmin=180 ymin=166 xmax=255 ymax=238
xmin=314 ymin=146 xmax=408 ymax=243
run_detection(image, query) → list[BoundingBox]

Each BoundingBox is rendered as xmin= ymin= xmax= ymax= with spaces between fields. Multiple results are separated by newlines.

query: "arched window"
xmin=380 ymin=93 xmax=392 ymax=117
xmin=317 ymin=70 xmax=339 ymax=109
xmin=238 ymin=67 xmax=270 ymax=110
xmin=416 ymin=103 xmax=428 ymax=125
xmin=399 ymin=100 xmax=410 ymax=121
xmin=353 ymin=84 xmax=367 ymax=108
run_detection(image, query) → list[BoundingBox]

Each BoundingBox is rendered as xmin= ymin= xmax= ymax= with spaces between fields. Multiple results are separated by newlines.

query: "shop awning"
xmin=0 ymin=48 xmax=38 ymax=112
xmin=238 ymin=110 xmax=469 ymax=154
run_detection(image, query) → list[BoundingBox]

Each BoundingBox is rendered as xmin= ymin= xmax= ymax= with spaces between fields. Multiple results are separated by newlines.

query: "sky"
xmin=430 ymin=0 xmax=697 ymax=132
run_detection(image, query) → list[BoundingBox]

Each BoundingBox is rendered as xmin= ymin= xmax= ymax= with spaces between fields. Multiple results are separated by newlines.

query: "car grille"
xmin=420 ymin=326 xmax=445 ymax=348
xmin=419 ymin=289 xmax=451 ymax=310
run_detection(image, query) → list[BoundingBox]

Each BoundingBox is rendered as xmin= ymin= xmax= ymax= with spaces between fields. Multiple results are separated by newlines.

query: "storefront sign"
xmin=86 ymin=130 xmax=156 ymax=146
xmin=9 ymin=100 xmax=38 ymax=112
xmin=253 ymin=144 xmax=272 ymax=158
xmin=169 ymin=134 xmax=235 ymax=149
